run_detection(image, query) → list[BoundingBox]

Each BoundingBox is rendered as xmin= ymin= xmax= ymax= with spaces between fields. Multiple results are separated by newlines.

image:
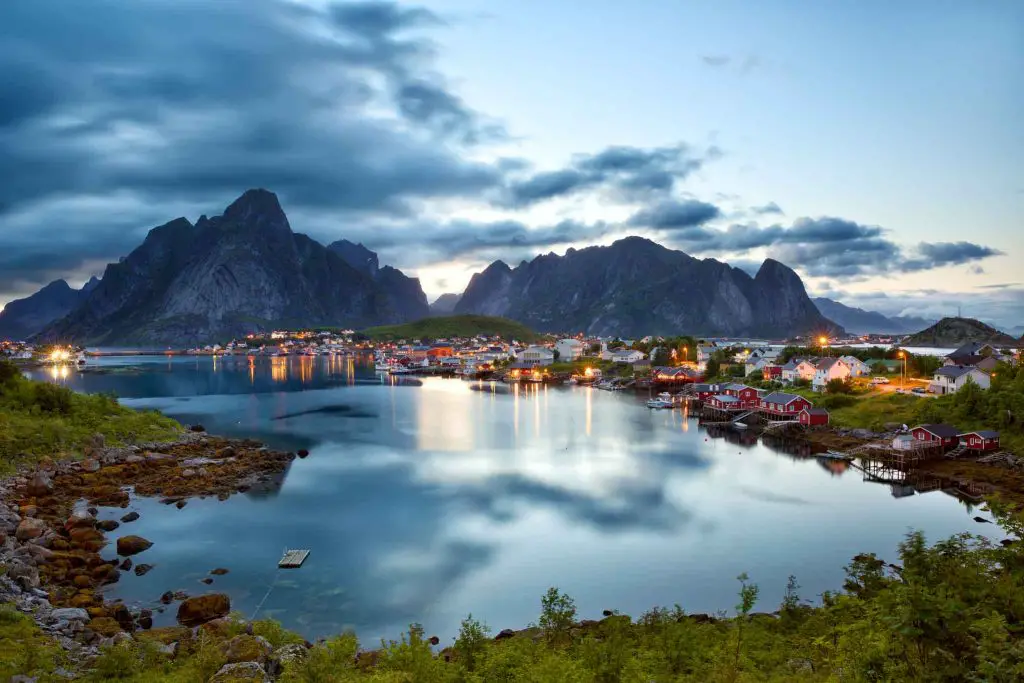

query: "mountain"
xmin=454 ymin=236 xmax=839 ymax=337
xmin=363 ymin=315 xmax=538 ymax=342
xmin=0 ymin=278 xmax=97 ymax=341
xmin=39 ymin=189 xmax=429 ymax=345
xmin=812 ymin=298 xmax=933 ymax=335
xmin=902 ymin=317 xmax=1020 ymax=348
xmin=327 ymin=240 xmax=428 ymax=322
xmin=429 ymin=293 xmax=461 ymax=316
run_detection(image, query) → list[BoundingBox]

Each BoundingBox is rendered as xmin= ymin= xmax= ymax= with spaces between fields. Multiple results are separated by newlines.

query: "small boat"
xmin=374 ymin=363 xmax=390 ymax=372
xmin=389 ymin=366 xmax=413 ymax=375
xmin=646 ymin=398 xmax=673 ymax=409
xmin=731 ymin=421 xmax=748 ymax=430
xmin=820 ymin=450 xmax=853 ymax=461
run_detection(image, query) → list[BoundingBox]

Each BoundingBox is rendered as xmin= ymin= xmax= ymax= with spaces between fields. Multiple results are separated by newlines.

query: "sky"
xmin=1 ymin=0 xmax=1022 ymax=327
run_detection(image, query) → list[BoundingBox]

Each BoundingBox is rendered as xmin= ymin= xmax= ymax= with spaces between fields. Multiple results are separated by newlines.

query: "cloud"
xmin=502 ymin=143 xmax=717 ymax=207
xmin=700 ymin=55 xmax=731 ymax=67
xmin=751 ymin=202 xmax=784 ymax=215
xmin=0 ymin=0 xmax=504 ymax=299
xmin=699 ymin=54 xmax=760 ymax=73
xmin=821 ymin=286 xmax=1024 ymax=331
xmin=626 ymin=199 xmax=722 ymax=230
xmin=902 ymin=242 xmax=1004 ymax=272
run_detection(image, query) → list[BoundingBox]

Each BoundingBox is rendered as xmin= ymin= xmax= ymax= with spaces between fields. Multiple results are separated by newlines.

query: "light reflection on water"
xmin=34 ymin=355 xmax=1002 ymax=643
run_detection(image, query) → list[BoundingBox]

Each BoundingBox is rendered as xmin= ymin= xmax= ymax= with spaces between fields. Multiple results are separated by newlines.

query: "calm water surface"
xmin=30 ymin=355 xmax=999 ymax=642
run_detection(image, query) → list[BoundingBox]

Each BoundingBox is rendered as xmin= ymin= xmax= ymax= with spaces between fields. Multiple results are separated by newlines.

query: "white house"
xmin=696 ymin=345 xmax=716 ymax=370
xmin=929 ymin=365 xmax=991 ymax=395
xmin=609 ymin=349 xmax=645 ymax=364
xmin=812 ymin=358 xmax=851 ymax=392
xmin=840 ymin=356 xmax=872 ymax=377
xmin=745 ymin=357 xmax=770 ymax=377
xmin=781 ymin=359 xmax=816 ymax=384
xmin=519 ymin=346 xmax=555 ymax=366
xmin=555 ymin=338 xmax=584 ymax=362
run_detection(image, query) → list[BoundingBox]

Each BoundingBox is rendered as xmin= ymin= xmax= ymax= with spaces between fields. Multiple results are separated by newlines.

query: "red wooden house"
xmin=722 ymin=384 xmax=759 ymax=408
xmin=706 ymin=394 xmax=743 ymax=411
xmin=762 ymin=364 xmax=782 ymax=381
xmin=960 ymin=430 xmax=1000 ymax=452
xmin=911 ymin=424 xmax=960 ymax=450
xmin=759 ymin=392 xmax=813 ymax=418
xmin=691 ymin=383 xmax=721 ymax=401
xmin=798 ymin=407 xmax=830 ymax=426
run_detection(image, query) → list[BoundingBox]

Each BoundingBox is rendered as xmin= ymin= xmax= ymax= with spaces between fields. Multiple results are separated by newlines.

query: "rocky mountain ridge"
xmin=0 ymin=278 xmax=98 ymax=341
xmin=37 ymin=190 xmax=429 ymax=345
xmin=454 ymin=236 xmax=839 ymax=337
xmin=902 ymin=317 xmax=1020 ymax=348
xmin=811 ymin=298 xmax=934 ymax=335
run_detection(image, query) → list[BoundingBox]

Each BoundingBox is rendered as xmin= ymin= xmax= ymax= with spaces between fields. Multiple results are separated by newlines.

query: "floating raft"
xmin=278 ymin=549 xmax=311 ymax=569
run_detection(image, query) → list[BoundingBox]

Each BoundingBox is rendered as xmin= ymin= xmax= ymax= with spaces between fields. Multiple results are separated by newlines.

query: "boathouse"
xmin=691 ymin=383 xmax=721 ymax=401
xmin=759 ymin=392 xmax=812 ymax=418
xmin=911 ymin=424 xmax=960 ymax=450
xmin=960 ymin=430 xmax=1000 ymax=452
xmin=706 ymin=394 xmax=743 ymax=411
xmin=798 ymin=407 xmax=830 ymax=426
xmin=722 ymin=384 xmax=759 ymax=408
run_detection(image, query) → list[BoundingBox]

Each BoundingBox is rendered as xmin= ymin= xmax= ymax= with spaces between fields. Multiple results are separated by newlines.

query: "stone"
xmin=222 ymin=634 xmax=273 ymax=665
xmin=211 ymin=568 xmax=230 ymax=575
xmin=218 ymin=446 xmax=236 ymax=458
xmin=200 ymin=577 xmax=214 ymax=585
xmin=428 ymin=635 xmax=440 ymax=646
xmin=297 ymin=449 xmax=309 ymax=458
xmin=209 ymin=662 xmax=269 ymax=682
xmin=974 ymin=516 xmax=992 ymax=524
xmin=495 ymin=629 xmax=516 ymax=640
xmin=190 ymin=424 xmax=206 ymax=433
xmin=81 ymin=459 xmax=101 ymax=473
xmin=138 ymin=615 xmax=153 ymax=630
xmin=602 ymin=609 xmax=614 ymax=617
xmin=91 ymin=433 xmax=106 ymax=449
xmin=125 ymin=455 xmax=145 ymax=464
xmin=177 ymin=593 xmax=230 ymax=627
xmin=176 ymin=500 xmax=187 ymax=509
xmin=159 ymin=642 xmax=178 ymax=657
xmin=119 ymin=558 xmax=133 ymax=571
xmin=26 ymin=472 xmax=54 ymax=497
xmin=120 ymin=511 xmax=140 ymax=523
xmin=116 ymin=535 xmax=153 ymax=556
xmin=97 ymin=520 xmax=120 ymax=532
xmin=181 ymin=469 xmax=197 ymax=478
xmin=16 ymin=517 xmax=47 ymax=541
xmin=52 ymin=607 xmax=91 ymax=622
xmin=271 ymin=643 xmax=307 ymax=669
xmin=160 ymin=591 xmax=174 ymax=604
xmin=73 ymin=575 xmax=93 ymax=588
xmin=134 ymin=563 xmax=154 ymax=576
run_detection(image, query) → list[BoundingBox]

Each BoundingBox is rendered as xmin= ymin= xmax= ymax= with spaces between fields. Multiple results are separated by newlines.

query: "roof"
xmin=507 ymin=362 xmax=536 ymax=370
xmin=710 ymin=394 xmax=740 ymax=404
xmin=915 ymin=424 xmax=960 ymax=438
xmin=802 ymin=408 xmax=829 ymax=415
xmin=948 ymin=342 xmax=992 ymax=358
xmin=815 ymin=357 xmax=842 ymax=370
xmin=840 ymin=355 xmax=868 ymax=365
xmin=935 ymin=365 xmax=979 ymax=379
xmin=724 ymin=383 xmax=751 ymax=392
xmin=691 ymin=383 xmax=718 ymax=392
xmin=761 ymin=392 xmax=806 ymax=405
xmin=964 ymin=429 xmax=1000 ymax=439
xmin=557 ymin=338 xmax=582 ymax=346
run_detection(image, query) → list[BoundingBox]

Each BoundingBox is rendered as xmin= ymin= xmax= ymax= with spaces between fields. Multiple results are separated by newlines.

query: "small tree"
xmin=826 ymin=378 xmax=853 ymax=394
xmin=539 ymin=587 xmax=577 ymax=645
xmin=454 ymin=613 xmax=490 ymax=672
xmin=734 ymin=573 xmax=759 ymax=672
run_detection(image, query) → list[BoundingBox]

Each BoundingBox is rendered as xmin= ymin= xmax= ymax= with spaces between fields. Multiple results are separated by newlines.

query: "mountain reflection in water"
xmin=34 ymin=355 xmax=1003 ymax=642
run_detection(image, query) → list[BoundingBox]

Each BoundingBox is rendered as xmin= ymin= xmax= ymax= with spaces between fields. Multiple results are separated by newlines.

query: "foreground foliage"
xmin=8 ymin=508 xmax=1024 ymax=681
xmin=0 ymin=359 xmax=181 ymax=473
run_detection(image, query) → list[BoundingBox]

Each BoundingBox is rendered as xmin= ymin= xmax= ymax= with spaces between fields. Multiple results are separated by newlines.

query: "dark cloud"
xmin=502 ymin=144 xmax=716 ymax=207
xmin=902 ymin=242 xmax=1004 ymax=271
xmin=626 ymin=200 xmax=722 ymax=230
xmin=0 ymin=0 xmax=503 ymax=299
xmin=751 ymin=202 xmax=784 ymax=215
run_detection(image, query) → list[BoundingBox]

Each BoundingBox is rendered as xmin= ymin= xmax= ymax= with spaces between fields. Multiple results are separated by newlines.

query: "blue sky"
xmin=0 ymin=0 xmax=1021 ymax=324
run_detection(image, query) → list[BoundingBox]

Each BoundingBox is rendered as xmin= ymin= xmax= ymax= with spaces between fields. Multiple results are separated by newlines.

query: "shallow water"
xmin=32 ymin=355 xmax=1000 ymax=643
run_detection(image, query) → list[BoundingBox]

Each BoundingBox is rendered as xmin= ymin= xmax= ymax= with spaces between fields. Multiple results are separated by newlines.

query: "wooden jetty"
xmin=279 ymin=549 xmax=311 ymax=568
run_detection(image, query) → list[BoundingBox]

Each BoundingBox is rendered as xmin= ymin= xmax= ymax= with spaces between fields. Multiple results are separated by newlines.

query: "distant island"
xmin=362 ymin=315 xmax=539 ymax=342
xmin=902 ymin=317 xmax=1020 ymax=348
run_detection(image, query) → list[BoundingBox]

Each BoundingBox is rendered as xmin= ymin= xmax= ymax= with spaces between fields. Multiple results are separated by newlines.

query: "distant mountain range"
xmin=0 ymin=278 xmax=98 ymax=341
xmin=454 ymin=237 xmax=839 ymax=338
xmin=902 ymin=317 xmax=1020 ymax=348
xmin=34 ymin=189 xmax=429 ymax=345
xmin=429 ymin=293 xmax=462 ymax=316
xmin=811 ymin=298 xmax=934 ymax=335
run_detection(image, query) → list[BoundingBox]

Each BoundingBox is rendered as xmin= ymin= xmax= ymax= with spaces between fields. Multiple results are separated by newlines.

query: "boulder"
xmin=177 ymin=593 xmax=231 ymax=627
xmin=134 ymin=564 xmax=154 ymax=576
xmin=90 ymin=617 xmax=122 ymax=637
xmin=116 ymin=535 xmax=153 ymax=556
xmin=65 ymin=510 xmax=96 ymax=531
xmin=495 ymin=629 xmax=516 ymax=640
xmin=119 ymin=558 xmax=133 ymax=571
xmin=81 ymin=459 xmax=101 ymax=473
xmin=297 ymin=449 xmax=309 ymax=458
xmin=97 ymin=519 xmax=120 ymax=532
xmin=8 ymin=562 xmax=40 ymax=590
xmin=271 ymin=643 xmax=307 ymax=669
xmin=26 ymin=472 xmax=54 ymax=497
xmin=211 ymin=568 xmax=230 ymax=575
xmin=210 ymin=662 xmax=269 ymax=682
xmin=222 ymin=634 xmax=273 ymax=665
xmin=52 ymin=607 xmax=91 ymax=623
xmin=120 ymin=511 xmax=140 ymax=523
xmin=190 ymin=424 xmax=206 ymax=433
xmin=16 ymin=517 xmax=48 ymax=541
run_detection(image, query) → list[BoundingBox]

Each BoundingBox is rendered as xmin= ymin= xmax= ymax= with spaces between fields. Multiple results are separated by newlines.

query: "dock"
xmin=278 ymin=549 xmax=310 ymax=568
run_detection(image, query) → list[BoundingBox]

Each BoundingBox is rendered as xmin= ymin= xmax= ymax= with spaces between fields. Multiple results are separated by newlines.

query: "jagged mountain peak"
xmin=224 ymin=188 xmax=286 ymax=221
xmin=328 ymin=240 xmax=380 ymax=277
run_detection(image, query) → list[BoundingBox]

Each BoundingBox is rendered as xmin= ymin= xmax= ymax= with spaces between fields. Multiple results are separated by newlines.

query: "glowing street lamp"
xmin=897 ymin=350 xmax=906 ymax=388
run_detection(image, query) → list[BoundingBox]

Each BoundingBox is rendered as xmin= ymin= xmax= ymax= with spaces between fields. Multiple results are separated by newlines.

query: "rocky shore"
xmin=0 ymin=427 xmax=299 ymax=678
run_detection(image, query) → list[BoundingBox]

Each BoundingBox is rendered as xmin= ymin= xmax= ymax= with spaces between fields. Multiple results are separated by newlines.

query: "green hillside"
xmin=903 ymin=317 xmax=1019 ymax=348
xmin=362 ymin=315 xmax=540 ymax=341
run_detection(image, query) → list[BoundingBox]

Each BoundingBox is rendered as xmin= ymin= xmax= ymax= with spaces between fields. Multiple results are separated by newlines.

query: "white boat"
xmin=374 ymin=362 xmax=391 ymax=372
xmin=646 ymin=398 xmax=673 ymax=409
xmin=389 ymin=366 xmax=413 ymax=374
xmin=731 ymin=421 xmax=748 ymax=430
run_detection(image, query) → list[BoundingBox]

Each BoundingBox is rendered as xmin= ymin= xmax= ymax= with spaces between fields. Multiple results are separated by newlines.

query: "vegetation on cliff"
xmin=902 ymin=316 xmax=1019 ymax=348
xmin=0 ymin=360 xmax=180 ymax=473
xmin=361 ymin=315 xmax=540 ymax=342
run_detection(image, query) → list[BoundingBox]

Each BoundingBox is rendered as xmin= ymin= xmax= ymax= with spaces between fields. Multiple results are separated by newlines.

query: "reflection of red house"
xmin=759 ymin=392 xmax=812 ymax=417
xmin=960 ymin=430 xmax=1000 ymax=452
xmin=762 ymin=364 xmax=782 ymax=380
xmin=911 ymin=424 xmax=960 ymax=450
xmin=799 ymin=407 xmax=830 ymax=426
xmin=723 ymin=384 xmax=759 ymax=408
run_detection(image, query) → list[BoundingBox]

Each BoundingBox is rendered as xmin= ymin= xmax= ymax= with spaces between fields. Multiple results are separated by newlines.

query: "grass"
xmin=0 ymin=604 xmax=66 ymax=681
xmin=361 ymin=315 xmax=540 ymax=342
xmin=0 ymin=360 xmax=181 ymax=473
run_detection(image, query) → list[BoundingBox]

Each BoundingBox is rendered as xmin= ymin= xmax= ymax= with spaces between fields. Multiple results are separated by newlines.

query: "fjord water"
xmin=32 ymin=356 xmax=996 ymax=642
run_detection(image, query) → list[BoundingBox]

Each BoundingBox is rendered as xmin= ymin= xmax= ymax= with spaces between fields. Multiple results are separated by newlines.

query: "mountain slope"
xmin=454 ymin=237 xmax=838 ymax=337
xmin=40 ymin=190 xmax=428 ymax=345
xmin=0 ymin=279 xmax=97 ymax=341
xmin=812 ymin=298 xmax=933 ymax=335
xmin=902 ymin=317 xmax=1019 ymax=348
xmin=327 ymin=240 xmax=428 ymax=322
xmin=429 ymin=293 xmax=461 ymax=315
xmin=363 ymin=315 xmax=538 ymax=342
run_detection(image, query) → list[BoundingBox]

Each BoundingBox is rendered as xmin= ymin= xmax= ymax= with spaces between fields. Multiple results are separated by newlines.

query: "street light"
xmin=897 ymin=350 xmax=906 ymax=388
xmin=683 ymin=346 xmax=688 ymax=364
xmin=818 ymin=336 xmax=828 ymax=357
